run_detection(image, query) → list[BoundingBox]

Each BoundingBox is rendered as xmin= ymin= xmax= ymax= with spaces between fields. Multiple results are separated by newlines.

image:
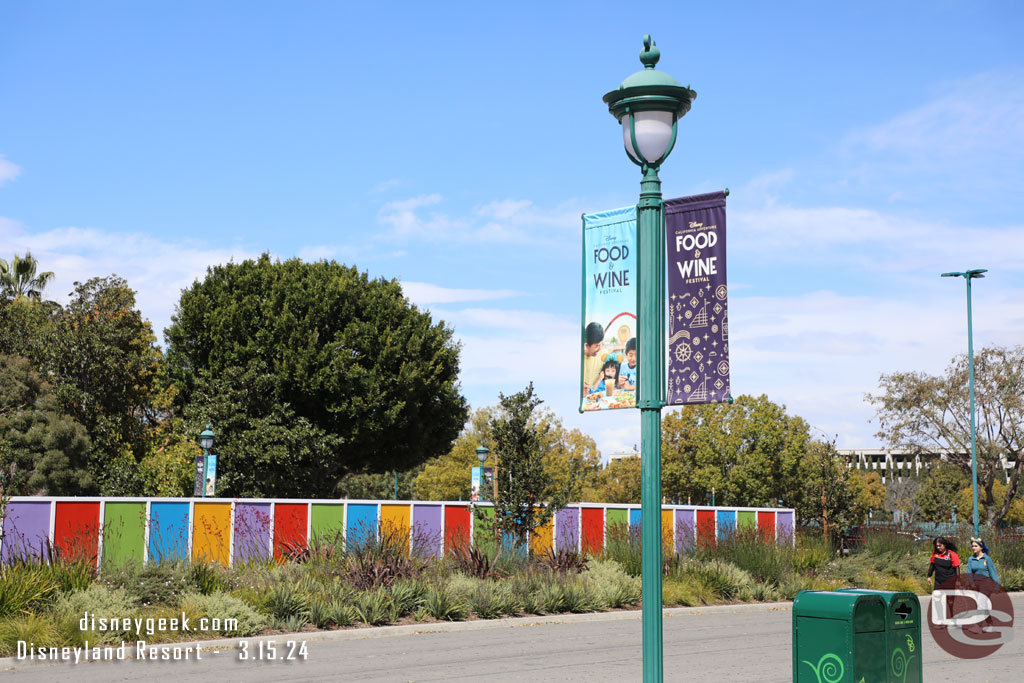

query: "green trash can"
xmin=793 ymin=590 xmax=888 ymax=683
xmin=837 ymin=589 xmax=922 ymax=683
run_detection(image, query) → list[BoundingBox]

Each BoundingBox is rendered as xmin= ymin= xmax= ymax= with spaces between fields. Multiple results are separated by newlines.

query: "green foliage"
xmin=422 ymin=583 xmax=468 ymax=621
xmin=0 ymin=563 xmax=58 ymax=617
xmin=139 ymin=438 xmax=197 ymax=497
xmin=179 ymin=592 xmax=267 ymax=636
xmin=584 ymin=558 xmax=641 ymax=608
xmin=105 ymin=563 xmax=192 ymax=606
xmin=538 ymin=547 xmax=589 ymax=574
xmin=0 ymin=614 xmax=61 ymax=656
xmin=486 ymin=383 xmax=575 ymax=545
xmin=0 ymin=354 xmax=92 ymax=495
xmin=870 ymin=346 xmax=1024 ymax=527
xmin=188 ymin=560 xmax=228 ymax=595
xmin=583 ymin=455 xmax=641 ymax=504
xmin=0 ymin=251 xmax=54 ymax=301
xmin=680 ymin=559 xmax=756 ymax=600
xmin=352 ymin=587 xmax=391 ymax=625
xmin=603 ymin=522 xmax=642 ymax=577
xmin=335 ymin=466 xmax=423 ymax=500
xmin=54 ymin=584 xmax=136 ymax=644
xmin=695 ymin=527 xmax=789 ymax=585
xmin=164 ymin=255 xmax=468 ymax=497
xmin=266 ymin=584 xmax=308 ymax=621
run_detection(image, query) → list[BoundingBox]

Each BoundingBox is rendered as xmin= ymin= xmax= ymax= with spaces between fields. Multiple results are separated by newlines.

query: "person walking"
xmin=927 ymin=536 xmax=961 ymax=590
xmin=964 ymin=537 xmax=999 ymax=634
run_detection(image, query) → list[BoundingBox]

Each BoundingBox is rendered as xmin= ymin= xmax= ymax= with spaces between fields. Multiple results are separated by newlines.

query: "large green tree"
xmin=46 ymin=277 xmax=164 ymax=494
xmin=164 ymin=255 xmax=467 ymax=497
xmin=869 ymin=346 xmax=1024 ymax=527
xmin=0 ymin=354 xmax=91 ymax=496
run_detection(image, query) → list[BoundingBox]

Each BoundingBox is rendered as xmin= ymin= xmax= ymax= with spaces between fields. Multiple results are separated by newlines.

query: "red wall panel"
xmin=54 ymin=502 xmax=100 ymax=564
xmin=273 ymin=503 xmax=308 ymax=561
xmin=757 ymin=511 xmax=776 ymax=540
xmin=581 ymin=508 xmax=604 ymax=555
xmin=696 ymin=509 xmax=716 ymax=547
xmin=444 ymin=505 xmax=471 ymax=555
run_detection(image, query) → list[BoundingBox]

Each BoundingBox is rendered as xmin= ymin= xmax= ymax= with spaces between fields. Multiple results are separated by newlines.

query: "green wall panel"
xmin=311 ymin=504 xmax=345 ymax=545
xmin=103 ymin=502 xmax=146 ymax=567
xmin=737 ymin=510 xmax=756 ymax=529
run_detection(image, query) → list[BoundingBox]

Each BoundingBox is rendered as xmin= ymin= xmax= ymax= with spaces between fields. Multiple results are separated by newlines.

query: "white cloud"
xmin=844 ymin=71 xmax=1024 ymax=158
xmin=0 ymin=156 xmax=20 ymax=186
xmin=376 ymin=194 xmax=585 ymax=248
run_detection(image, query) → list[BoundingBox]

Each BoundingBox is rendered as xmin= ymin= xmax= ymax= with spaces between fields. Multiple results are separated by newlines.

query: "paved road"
xmin=2 ymin=597 xmax=1022 ymax=682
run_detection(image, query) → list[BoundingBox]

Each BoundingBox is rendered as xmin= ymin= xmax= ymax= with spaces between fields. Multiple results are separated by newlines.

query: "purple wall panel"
xmin=674 ymin=508 xmax=696 ymax=553
xmin=554 ymin=507 xmax=579 ymax=552
xmin=777 ymin=510 xmax=794 ymax=540
xmin=233 ymin=502 xmax=271 ymax=563
xmin=1 ymin=501 xmax=51 ymax=563
xmin=411 ymin=504 xmax=443 ymax=557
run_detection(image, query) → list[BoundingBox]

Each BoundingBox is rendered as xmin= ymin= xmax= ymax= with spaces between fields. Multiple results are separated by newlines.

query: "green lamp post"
xmin=604 ymin=35 xmax=696 ymax=683
xmin=199 ymin=424 xmax=215 ymax=498
xmin=941 ymin=268 xmax=987 ymax=537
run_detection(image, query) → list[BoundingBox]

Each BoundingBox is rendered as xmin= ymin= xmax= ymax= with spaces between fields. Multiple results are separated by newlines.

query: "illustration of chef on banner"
xmin=580 ymin=205 xmax=638 ymax=412
xmin=665 ymin=191 xmax=730 ymax=405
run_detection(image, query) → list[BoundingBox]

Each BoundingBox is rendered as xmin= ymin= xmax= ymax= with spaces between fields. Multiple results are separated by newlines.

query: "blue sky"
xmin=2 ymin=2 xmax=1023 ymax=458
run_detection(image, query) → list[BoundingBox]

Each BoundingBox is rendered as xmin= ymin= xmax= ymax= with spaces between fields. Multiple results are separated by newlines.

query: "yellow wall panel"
xmin=192 ymin=502 xmax=232 ymax=566
xmin=380 ymin=504 xmax=410 ymax=543
xmin=530 ymin=511 xmax=553 ymax=556
xmin=662 ymin=509 xmax=674 ymax=554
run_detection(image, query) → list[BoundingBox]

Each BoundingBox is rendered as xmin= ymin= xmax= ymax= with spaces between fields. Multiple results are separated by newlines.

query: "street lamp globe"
xmin=603 ymin=35 xmax=696 ymax=169
xmin=199 ymin=424 xmax=215 ymax=452
xmin=475 ymin=445 xmax=489 ymax=465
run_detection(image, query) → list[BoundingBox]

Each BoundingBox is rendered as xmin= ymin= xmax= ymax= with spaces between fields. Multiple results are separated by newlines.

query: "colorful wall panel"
xmin=412 ymin=504 xmax=442 ymax=557
xmin=529 ymin=511 xmax=553 ymax=556
xmin=757 ymin=511 xmax=775 ymax=539
xmin=444 ymin=505 xmax=471 ymax=554
xmin=581 ymin=508 xmax=604 ymax=555
xmin=675 ymin=508 xmax=695 ymax=553
xmin=696 ymin=509 xmax=716 ymax=546
xmin=629 ymin=507 xmax=642 ymax=530
xmin=737 ymin=510 xmax=756 ymax=530
xmin=310 ymin=503 xmax=344 ymax=546
xmin=346 ymin=503 xmax=378 ymax=548
xmin=193 ymin=502 xmax=232 ymax=566
xmin=777 ymin=510 xmax=795 ymax=540
xmin=149 ymin=502 xmax=190 ymax=563
xmin=102 ymin=502 xmax=145 ymax=568
xmin=273 ymin=503 xmax=308 ymax=560
xmin=554 ymin=507 xmax=579 ymax=552
xmin=716 ymin=510 xmax=736 ymax=541
xmin=381 ymin=504 xmax=411 ymax=541
xmin=661 ymin=509 xmax=674 ymax=554
xmin=234 ymin=502 xmax=271 ymax=563
xmin=1 ymin=500 xmax=51 ymax=563
xmin=54 ymin=501 xmax=100 ymax=564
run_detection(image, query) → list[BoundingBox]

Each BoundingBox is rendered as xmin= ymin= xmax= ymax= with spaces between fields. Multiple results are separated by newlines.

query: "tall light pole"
xmin=604 ymin=35 xmax=695 ymax=683
xmin=199 ymin=424 xmax=215 ymax=498
xmin=941 ymin=268 xmax=987 ymax=537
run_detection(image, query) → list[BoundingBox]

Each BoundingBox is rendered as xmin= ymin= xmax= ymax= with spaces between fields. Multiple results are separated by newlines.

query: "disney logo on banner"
xmin=929 ymin=577 xmax=1014 ymax=659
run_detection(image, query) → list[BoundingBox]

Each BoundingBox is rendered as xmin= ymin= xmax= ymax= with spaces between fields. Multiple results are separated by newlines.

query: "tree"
xmin=869 ymin=346 xmax=1024 ymax=527
xmin=660 ymin=394 xmax=811 ymax=508
xmin=849 ymin=470 xmax=887 ymax=524
xmin=799 ymin=440 xmax=857 ymax=535
xmin=914 ymin=463 xmax=968 ymax=523
xmin=0 ymin=252 xmax=54 ymax=301
xmin=955 ymin=480 xmax=1024 ymax=527
xmin=0 ymin=354 xmax=91 ymax=495
xmin=416 ymin=408 xmax=493 ymax=501
xmin=486 ymin=383 xmax=575 ymax=546
xmin=582 ymin=456 xmax=642 ymax=504
xmin=884 ymin=477 xmax=922 ymax=525
xmin=164 ymin=255 xmax=467 ymax=497
xmin=47 ymin=277 xmax=164 ymax=494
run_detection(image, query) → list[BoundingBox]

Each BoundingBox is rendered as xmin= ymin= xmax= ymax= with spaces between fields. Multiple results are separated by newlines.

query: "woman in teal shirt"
xmin=966 ymin=537 xmax=999 ymax=586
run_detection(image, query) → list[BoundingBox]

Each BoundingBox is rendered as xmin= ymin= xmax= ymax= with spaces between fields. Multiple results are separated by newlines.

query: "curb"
xmin=0 ymin=600 xmax=794 ymax=671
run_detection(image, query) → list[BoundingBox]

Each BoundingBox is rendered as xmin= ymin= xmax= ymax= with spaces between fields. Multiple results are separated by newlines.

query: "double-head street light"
xmin=941 ymin=268 xmax=987 ymax=537
xmin=604 ymin=35 xmax=695 ymax=683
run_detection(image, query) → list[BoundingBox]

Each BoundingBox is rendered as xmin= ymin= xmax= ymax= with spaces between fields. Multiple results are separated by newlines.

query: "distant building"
xmin=608 ymin=446 xmax=640 ymax=464
xmin=839 ymin=447 xmax=1015 ymax=484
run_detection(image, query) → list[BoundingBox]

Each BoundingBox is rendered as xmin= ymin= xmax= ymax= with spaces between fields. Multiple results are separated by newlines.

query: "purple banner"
xmin=665 ymin=191 xmax=730 ymax=405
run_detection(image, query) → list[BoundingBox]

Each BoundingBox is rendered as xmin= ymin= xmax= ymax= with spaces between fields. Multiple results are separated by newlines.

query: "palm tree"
xmin=0 ymin=251 xmax=55 ymax=301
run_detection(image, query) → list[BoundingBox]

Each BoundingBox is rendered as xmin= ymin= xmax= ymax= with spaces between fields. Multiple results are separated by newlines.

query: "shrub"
xmin=423 ymin=584 xmax=467 ymax=621
xmin=682 ymin=560 xmax=755 ymax=600
xmin=604 ymin=523 xmax=642 ymax=577
xmin=467 ymin=582 xmax=500 ymax=619
xmin=329 ymin=599 xmax=357 ymax=627
xmin=493 ymin=581 xmax=523 ymax=616
xmin=0 ymin=614 xmax=62 ymax=656
xmin=778 ymin=572 xmax=815 ymax=600
xmin=698 ymin=527 xmax=789 ymax=586
xmin=188 ymin=561 xmax=227 ymax=595
xmin=266 ymin=584 xmax=308 ymax=621
xmin=663 ymin=577 xmax=699 ymax=606
xmin=180 ymin=592 xmax=267 ymax=636
xmin=389 ymin=579 xmax=427 ymax=619
xmin=539 ymin=547 xmax=589 ymax=574
xmin=108 ymin=563 xmax=191 ymax=606
xmin=352 ymin=588 xmax=391 ymax=625
xmin=54 ymin=584 xmax=136 ymax=645
xmin=560 ymin=578 xmax=598 ymax=613
xmin=584 ymin=559 xmax=640 ymax=608
xmin=0 ymin=564 xmax=58 ymax=618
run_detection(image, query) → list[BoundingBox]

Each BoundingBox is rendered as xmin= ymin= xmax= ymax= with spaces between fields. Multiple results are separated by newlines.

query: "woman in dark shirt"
xmin=927 ymin=536 xmax=961 ymax=589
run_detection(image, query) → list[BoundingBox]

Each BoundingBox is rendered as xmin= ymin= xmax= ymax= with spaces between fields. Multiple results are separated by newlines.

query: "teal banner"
xmin=580 ymin=205 xmax=638 ymax=412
